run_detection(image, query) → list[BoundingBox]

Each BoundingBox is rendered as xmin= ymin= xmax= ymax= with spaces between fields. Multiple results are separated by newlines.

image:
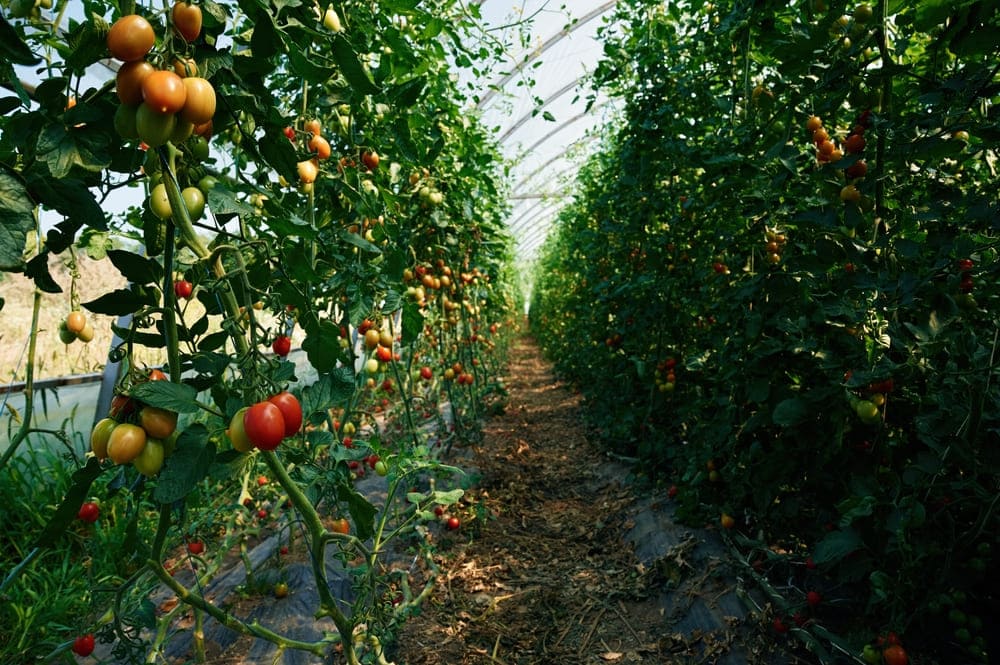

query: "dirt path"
xmin=395 ymin=336 xmax=784 ymax=664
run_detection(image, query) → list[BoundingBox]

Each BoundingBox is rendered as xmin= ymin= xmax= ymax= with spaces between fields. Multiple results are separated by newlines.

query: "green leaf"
xmin=207 ymin=184 xmax=257 ymax=219
xmin=813 ymin=528 xmax=863 ymax=565
xmin=432 ymin=488 xmax=464 ymax=505
xmin=32 ymin=458 xmax=104 ymax=548
xmin=301 ymin=320 xmax=344 ymax=373
xmin=302 ymin=366 xmax=355 ymax=416
xmin=401 ymin=301 xmax=425 ymax=347
xmin=0 ymin=166 xmax=35 ymax=271
xmin=0 ymin=14 xmax=40 ymax=66
xmin=154 ymin=424 xmax=216 ymax=504
xmin=331 ymin=35 xmax=380 ymax=96
xmin=83 ymin=287 xmax=157 ymax=316
xmin=24 ymin=170 xmax=106 ymax=231
xmin=131 ymin=381 xmax=200 ymax=413
xmin=341 ymin=229 xmax=381 ymax=253
xmin=772 ymin=397 xmax=807 ymax=427
xmin=259 ymin=130 xmax=300 ymax=184
xmin=36 ymin=124 xmax=111 ymax=179
xmin=338 ymin=484 xmax=377 ymax=540
xmin=107 ymin=249 xmax=162 ymax=285
xmin=390 ymin=77 xmax=426 ymax=107
xmin=287 ymin=47 xmax=339 ymax=83
xmin=25 ymin=253 xmax=62 ymax=293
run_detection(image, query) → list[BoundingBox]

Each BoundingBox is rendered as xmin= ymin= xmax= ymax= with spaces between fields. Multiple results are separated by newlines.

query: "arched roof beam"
xmin=498 ymin=76 xmax=586 ymax=143
xmin=476 ymin=1 xmax=617 ymax=109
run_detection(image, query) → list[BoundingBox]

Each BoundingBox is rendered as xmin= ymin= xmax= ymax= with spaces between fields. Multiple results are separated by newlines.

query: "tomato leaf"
xmin=0 ymin=165 xmax=36 ymax=271
xmin=24 ymin=169 xmax=106 ymax=231
xmin=772 ymin=397 xmax=808 ymax=427
xmin=25 ymin=253 xmax=62 ymax=294
xmin=301 ymin=320 xmax=345 ymax=373
xmin=390 ymin=77 xmax=426 ymax=107
xmin=401 ymin=300 xmax=424 ymax=347
xmin=154 ymin=424 xmax=215 ymax=504
xmin=35 ymin=124 xmax=111 ymax=179
xmin=83 ymin=287 xmax=157 ymax=315
xmin=32 ymin=457 xmax=104 ymax=548
xmin=331 ymin=34 xmax=380 ymax=96
xmin=302 ymin=366 xmax=355 ymax=416
xmin=337 ymin=484 xmax=377 ymax=540
xmin=813 ymin=528 xmax=863 ymax=565
xmin=131 ymin=380 xmax=200 ymax=413
xmin=0 ymin=14 xmax=40 ymax=66
xmin=258 ymin=131 xmax=299 ymax=185
xmin=107 ymin=249 xmax=162 ymax=285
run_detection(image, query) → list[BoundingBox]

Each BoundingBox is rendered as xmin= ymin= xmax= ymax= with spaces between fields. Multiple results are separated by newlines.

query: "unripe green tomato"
xmin=58 ymin=320 xmax=78 ymax=344
xmin=365 ymin=358 xmax=380 ymax=374
xmin=374 ymin=460 xmax=388 ymax=476
xmin=149 ymin=183 xmax=172 ymax=220
xmin=133 ymin=438 xmax=165 ymax=476
xmin=90 ymin=417 xmax=117 ymax=460
xmin=136 ymin=104 xmax=177 ymax=148
xmin=170 ymin=119 xmax=194 ymax=144
xmin=190 ymin=135 xmax=210 ymax=161
xmin=9 ymin=0 xmax=35 ymax=18
xmin=114 ymin=104 xmax=139 ymax=139
xmin=182 ymin=186 xmax=206 ymax=220
xmin=198 ymin=175 xmax=217 ymax=194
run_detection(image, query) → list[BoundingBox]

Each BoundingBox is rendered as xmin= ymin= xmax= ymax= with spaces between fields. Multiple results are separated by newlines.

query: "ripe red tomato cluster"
xmin=241 ymin=392 xmax=302 ymax=451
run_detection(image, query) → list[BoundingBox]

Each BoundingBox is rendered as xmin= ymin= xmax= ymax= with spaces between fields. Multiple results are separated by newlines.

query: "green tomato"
xmin=136 ymin=103 xmax=177 ymax=149
xmin=149 ymin=183 xmax=172 ymax=220
xmin=58 ymin=320 xmax=78 ymax=344
xmin=170 ymin=119 xmax=194 ymax=144
xmin=182 ymin=186 xmax=206 ymax=221
xmin=374 ymin=460 xmax=388 ymax=476
xmin=228 ymin=407 xmax=253 ymax=452
xmin=855 ymin=400 xmax=880 ymax=424
xmin=198 ymin=175 xmax=217 ymax=195
xmin=861 ymin=645 xmax=880 ymax=665
xmin=190 ymin=136 xmax=210 ymax=161
xmin=114 ymin=104 xmax=139 ymax=139
xmin=133 ymin=438 xmax=165 ymax=477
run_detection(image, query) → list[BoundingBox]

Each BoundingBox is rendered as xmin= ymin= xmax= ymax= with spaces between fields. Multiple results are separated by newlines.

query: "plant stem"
xmin=0 ymin=288 xmax=42 ymax=472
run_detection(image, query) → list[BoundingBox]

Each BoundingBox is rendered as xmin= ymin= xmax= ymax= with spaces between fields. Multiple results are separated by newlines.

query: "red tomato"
xmin=272 ymin=335 xmax=291 ymax=357
xmin=331 ymin=518 xmax=350 ymax=534
xmin=806 ymin=590 xmax=822 ymax=607
xmin=187 ymin=540 xmax=204 ymax=555
xmin=139 ymin=406 xmax=177 ymax=439
xmin=72 ymin=634 xmax=95 ymax=657
xmin=362 ymin=150 xmax=380 ymax=170
xmin=268 ymin=392 xmax=302 ymax=437
xmin=243 ymin=401 xmax=286 ymax=450
xmin=419 ymin=366 xmax=433 ymax=380
xmin=77 ymin=501 xmax=100 ymax=523
xmin=174 ymin=280 xmax=193 ymax=299
xmin=882 ymin=645 xmax=908 ymax=665
xmin=107 ymin=14 xmax=155 ymax=62
xmin=446 ymin=516 xmax=460 ymax=530
xmin=844 ymin=133 xmax=866 ymax=154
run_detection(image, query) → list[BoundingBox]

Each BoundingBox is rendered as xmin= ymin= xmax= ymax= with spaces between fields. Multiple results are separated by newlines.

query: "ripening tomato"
xmin=720 ymin=513 xmax=736 ymax=529
xmin=65 ymin=310 xmax=86 ymax=334
xmin=91 ymin=417 xmax=117 ymax=459
xmin=844 ymin=133 xmax=866 ymax=154
xmin=805 ymin=115 xmax=823 ymax=132
xmin=243 ymin=401 xmax=286 ymax=450
xmin=268 ymin=392 xmax=302 ymax=437
xmin=840 ymin=184 xmax=861 ymax=203
xmin=171 ymin=118 xmax=194 ymax=143
xmin=108 ymin=423 xmax=148 ymax=464
xmin=361 ymin=150 xmax=380 ymax=170
xmin=273 ymin=582 xmax=289 ymax=598
xmin=142 ymin=70 xmax=187 ymax=115
xmin=133 ymin=437 xmax=165 ymax=476
xmin=77 ymin=501 xmax=100 ymax=523
xmin=107 ymin=14 xmax=155 ymax=62
xmin=136 ymin=103 xmax=177 ymax=148
xmin=376 ymin=345 xmax=393 ymax=362
xmin=331 ymin=518 xmax=350 ymax=534
xmin=845 ymin=159 xmax=867 ymax=179
xmin=172 ymin=2 xmax=202 ymax=42
xmin=227 ymin=407 xmax=253 ymax=452
xmin=139 ymin=406 xmax=177 ymax=439
xmin=304 ymin=119 xmax=321 ymax=136
xmin=116 ymin=60 xmax=155 ymax=105
xmin=149 ymin=182 xmax=172 ymax=220
xmin=297 ymin=159 xmax=318 ymax=184
xmin=172 ymin=56 xmax=198 ymax=77
xmin=179 ymin=77 xmax=215 ymax=124
xmin=308 ymin=134 xmax=331 ymax=160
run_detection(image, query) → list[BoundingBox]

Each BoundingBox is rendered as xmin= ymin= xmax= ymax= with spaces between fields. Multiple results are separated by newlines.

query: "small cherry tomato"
xmin=77 ymin=501 xmax=100 ymax=523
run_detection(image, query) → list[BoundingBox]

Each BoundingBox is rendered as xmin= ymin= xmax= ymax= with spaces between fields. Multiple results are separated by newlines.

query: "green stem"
xmin=0 ymin=288 xmax=42 ymax=473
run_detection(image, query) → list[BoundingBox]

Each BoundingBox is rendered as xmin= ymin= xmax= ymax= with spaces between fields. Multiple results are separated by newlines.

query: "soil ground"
xmin=395 ymin=336 xmax=793 ymax=665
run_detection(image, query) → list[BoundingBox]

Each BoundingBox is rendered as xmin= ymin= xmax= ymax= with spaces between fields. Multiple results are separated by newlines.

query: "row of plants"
xmin=1 ymin=0 xmax=520 ymax=662
xmin=531 ymin=1 xmax=998 ymax=663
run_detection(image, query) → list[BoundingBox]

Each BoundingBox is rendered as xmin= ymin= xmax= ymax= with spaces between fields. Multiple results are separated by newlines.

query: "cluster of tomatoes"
xmin=59 ymin=310 xmax=94 ymax=345
xmin=226 ymin=392 xmax=302 ymax=452
xmin=806 ymin=110 xmax=872 ymax=204
xmin=108 ymin=6 xmax=216 ymax=149
xmin=845 ymin=371 xmax=893 ymax=426
xmin=358 ymin=319 xmax=397 ymax=376
xmin=444 ymin=361 xmax=474 ymax=385
xmin=90 ymin=371 xmax=178 ymax=477
xmin=955 ymin=257 xmax=978 ymax=310
xmin=763 ymin=228 xmax=788 ymax=266
xmin=654 ymin=357 xmax=678 ymax=393
xmin=860 ymin=632 xmax=908 ymax=665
